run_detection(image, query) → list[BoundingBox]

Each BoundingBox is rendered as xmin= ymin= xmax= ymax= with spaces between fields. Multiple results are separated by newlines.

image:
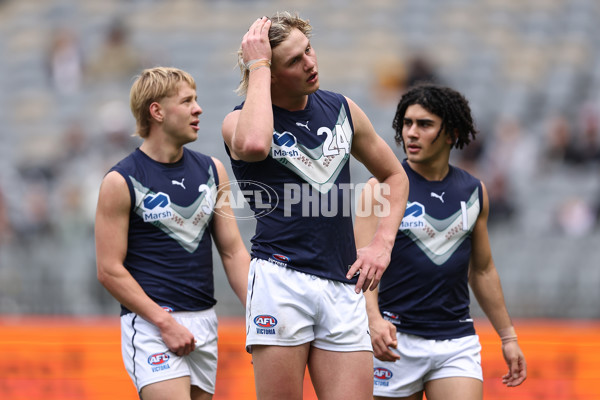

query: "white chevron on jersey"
xmin=130 ymin=166 xmax=216 ymax=253
xmin=272 ymin=106 xmax=352 ymax=193
xmin=403 ymin=188 xmax=480 ymax=266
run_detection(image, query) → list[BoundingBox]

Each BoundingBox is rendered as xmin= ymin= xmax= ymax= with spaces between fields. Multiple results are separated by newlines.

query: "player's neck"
xmin=140 ymin=139 xmax=184 ymax=164
xmin=272 ymin=92 xmax=308 ymax=111
xmin=407 ymin=159 xmax=450 ymax=182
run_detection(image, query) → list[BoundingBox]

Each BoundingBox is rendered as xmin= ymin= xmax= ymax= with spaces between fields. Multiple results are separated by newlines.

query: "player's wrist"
xmin=245 ymin=58 xmax=271 ymax=72
xmin=498 ymin=326 xmax=518 ymax=344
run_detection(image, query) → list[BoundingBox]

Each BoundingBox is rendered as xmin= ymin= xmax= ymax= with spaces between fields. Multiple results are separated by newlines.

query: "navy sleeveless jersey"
xmin=109 ymin=148 xmax=219 ymax=315
xmin=227 ymin=90 xmax=357 ymax=282
xmin=378 ymin=160 xmax=483 ymax=339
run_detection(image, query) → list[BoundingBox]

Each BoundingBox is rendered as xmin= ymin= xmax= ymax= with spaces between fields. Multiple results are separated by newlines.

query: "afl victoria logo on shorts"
xmin=254 ymin=314 xmax=277 ymax=335
xmin=374 ymin=367 xmax=393 ymax=386
xmin=148 ymin=352 xmax=171 ymax=372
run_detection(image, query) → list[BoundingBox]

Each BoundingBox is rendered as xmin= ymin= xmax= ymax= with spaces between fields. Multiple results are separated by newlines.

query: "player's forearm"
xmin=222 ymin=249 xmax=251 ymax=307
xmin=98 ymin=265 xmax=172 ymax=327
xmin=470 ymin=267 xmax=513 ymax=332
xmin=233 ymin=69 xmax=273 ymax=160
xmin=364 ymin=286 xmax=383 ymax=321
xmin=371 ymin=170 xmax=409 ymax=250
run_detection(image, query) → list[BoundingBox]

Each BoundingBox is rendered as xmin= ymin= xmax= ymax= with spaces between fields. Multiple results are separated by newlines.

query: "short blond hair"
xmin=235 ymin=11 xmax=312 ymax=96
xmin=130 ymin=67 xmax=196 ymax=138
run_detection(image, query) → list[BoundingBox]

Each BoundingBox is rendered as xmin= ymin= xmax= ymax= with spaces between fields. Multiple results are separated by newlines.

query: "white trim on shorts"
xmin=245 ymin=258 xmax=372 ymax=353
xmin=121 ymin=308 xmax=218 ymax=394
xmin=373 ymin=332 xmax=483 ymax=397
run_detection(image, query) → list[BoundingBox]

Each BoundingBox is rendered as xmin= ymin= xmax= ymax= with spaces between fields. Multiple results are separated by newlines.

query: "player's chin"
xmin=306 ymin=78 xmax=320 ymax=93
xmin=183 ymin=132 xmax=198 ymax=144
xmin=305 ymin=86 xmax=319 ymax=96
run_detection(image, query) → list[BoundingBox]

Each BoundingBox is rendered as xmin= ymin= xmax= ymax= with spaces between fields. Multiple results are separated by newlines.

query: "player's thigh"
xmin=424 ymin=376 xmax=482 ymax=400
xmin=191 ymin=385 xmax=213 ymax=400
xmin=251 ymin=343 xmax=311 ymax=400
xmin=140 ymin=375 xmax=192 ymax=400
xmin=308 ymin=348 xmax=373 ymax=400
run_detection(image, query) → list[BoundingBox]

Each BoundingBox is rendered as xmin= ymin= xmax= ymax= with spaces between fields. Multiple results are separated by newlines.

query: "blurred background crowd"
xmin=0 ymin=0 xmax=599 ymax=319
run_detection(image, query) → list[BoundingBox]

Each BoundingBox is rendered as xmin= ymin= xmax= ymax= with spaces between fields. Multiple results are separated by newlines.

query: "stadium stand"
xmin=0 ymin=0 xmax=599 ymax=318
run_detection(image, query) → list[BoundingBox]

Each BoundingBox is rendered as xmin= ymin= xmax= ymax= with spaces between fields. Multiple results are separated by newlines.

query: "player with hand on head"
xmin=95 ymin=67 xmax=250 ymax=400
xmin=222 ymin=11 xmax=409 ymax=400
xmin=356 ymin=83 xmax=527 ymax=400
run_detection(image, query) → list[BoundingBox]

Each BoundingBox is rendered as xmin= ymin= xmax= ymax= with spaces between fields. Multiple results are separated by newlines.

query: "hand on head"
xmin=242 ymin=17 xmax=272 ymax=65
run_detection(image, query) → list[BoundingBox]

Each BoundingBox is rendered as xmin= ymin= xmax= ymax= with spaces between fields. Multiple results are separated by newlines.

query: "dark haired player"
xmin=356 ymin=84 xmax=527 ymax=400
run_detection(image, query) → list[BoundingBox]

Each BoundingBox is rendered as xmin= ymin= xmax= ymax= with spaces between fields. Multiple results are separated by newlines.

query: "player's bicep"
xmin=95 ymin=171 xmax=130 ymax=274
xmin=211 ymin=158 xmax=245 ymax=255
xmin=347 ymin=98 xmax=402 ymax=183
xmin=222 ymin=110 xmax=242 ymax=160
xmin=469 ymin=182 xmax=493 ymax=274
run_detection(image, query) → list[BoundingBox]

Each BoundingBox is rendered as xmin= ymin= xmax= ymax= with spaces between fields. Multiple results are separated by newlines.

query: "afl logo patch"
xmin=374 ymin=367 xmax=393 ymax=380
xmin=254 ymin=315 xmax=277 ymax=328
xmin=272 ymin=254 xmax=289 ymax=263
xmin=148 ymin=352 xmax=170 ymax=366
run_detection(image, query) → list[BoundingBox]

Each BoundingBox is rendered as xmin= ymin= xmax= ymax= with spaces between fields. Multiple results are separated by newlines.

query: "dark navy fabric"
xmin=379 ymin=160 xmax=483 ymax=339
xmin=110 ymin=147 xmax=219 ymax=315
xmin=227 ymin=90 xmax=358 ymax=283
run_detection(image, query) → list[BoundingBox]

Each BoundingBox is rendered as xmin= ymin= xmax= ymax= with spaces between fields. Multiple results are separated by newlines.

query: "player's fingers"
xmin=382 ymin=346 xmax=401 ymax=361
xmin=358 ymin=263 xmax=376 ymax=292
xmin=511 ymin=359 xmax=527 ymax=386
xmin=251 ymin=16 xmax=269 ymax=35
xmin=374 ymin=345 xmax=395 ymax=362
xmin=261 ymin=18 xmax=271 ymax=34
xmin=508 ymin=358 xmax=521 ymax=379
xmin=355 ymin=272 xmax=368 ymax=294
xmin=369 ymin=270 xmax=382 ymax=291
xmin=360 ymin=278 xmax=372 ymax=293
xmin=346 ymin=259 xmax=361 ymax=280
xmin=502 ymin=359 xmax=525 ymax=386
xmin=387 ymin=337 xmax=398 ymax=349
xmin=249 ymin=17 xmax=264 ymax=32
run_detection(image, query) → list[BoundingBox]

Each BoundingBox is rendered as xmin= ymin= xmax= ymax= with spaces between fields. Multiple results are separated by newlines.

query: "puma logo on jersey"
xmin=295 ymin=121 xmax=310 ymax=131
xmin=431 ymin=192 xmax=445 ymax=203
xmin=172 ymin=178 xmax=186 ymax=189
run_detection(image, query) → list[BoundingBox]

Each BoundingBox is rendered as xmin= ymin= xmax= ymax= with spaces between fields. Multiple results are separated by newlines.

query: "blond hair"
xmin=235 ymin=11 xmax=312 ymax=96
xmin=130 ymin=67 xmax=196 ymax=138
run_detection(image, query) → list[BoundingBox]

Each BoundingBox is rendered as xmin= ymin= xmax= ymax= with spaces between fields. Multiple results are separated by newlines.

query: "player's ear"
xmin=149 ymin=102 xmax=163 ymax=122
xmin=446 ymin=128 xmax=457 ymax=146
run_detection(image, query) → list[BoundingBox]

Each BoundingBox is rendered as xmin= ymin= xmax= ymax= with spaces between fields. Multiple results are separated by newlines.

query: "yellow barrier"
xmin=0 ymin=317 xmax=598 ymax=399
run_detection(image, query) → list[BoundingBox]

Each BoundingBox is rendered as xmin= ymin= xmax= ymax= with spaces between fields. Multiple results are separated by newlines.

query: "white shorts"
xmin=121 ymin=308 xmax=218 ymax=394
xmin=245 ymin=258 xmax=372 ymax=353
xmin=373 ymin=332 xmax=483 ymax=397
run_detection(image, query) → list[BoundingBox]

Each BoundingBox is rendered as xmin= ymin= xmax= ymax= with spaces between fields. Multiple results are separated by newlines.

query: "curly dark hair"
xmin=392 ymin=83 xmax=477 ymax=150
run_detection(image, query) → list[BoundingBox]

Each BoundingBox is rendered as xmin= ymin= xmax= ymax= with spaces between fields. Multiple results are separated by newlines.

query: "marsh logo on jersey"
xmin=142 ymin=192 xmax=173 ymax=222
xmin=400 ymin=201 xmax=425 ymax=230
xmin=272 ymin=131 xmax=300 ymax=159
